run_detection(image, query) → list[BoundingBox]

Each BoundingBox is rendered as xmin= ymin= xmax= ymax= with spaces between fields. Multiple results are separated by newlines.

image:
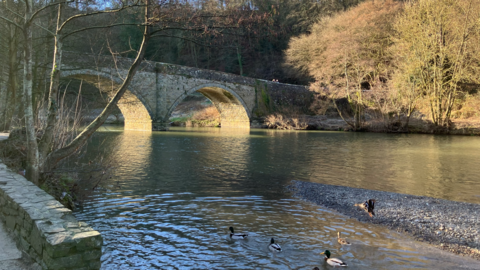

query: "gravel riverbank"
xmin=286 ymin=180 xmax=480 ymax=260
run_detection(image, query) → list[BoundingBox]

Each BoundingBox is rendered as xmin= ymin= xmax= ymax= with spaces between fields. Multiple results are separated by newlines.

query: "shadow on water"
xmin=74 ymin=127 xmax=480 ymax=269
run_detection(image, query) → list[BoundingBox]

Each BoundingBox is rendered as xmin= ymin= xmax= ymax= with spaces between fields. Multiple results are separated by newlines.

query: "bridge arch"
xmin=63 ymin=70 xmax=153 ymax=131
xmin=166 ymin=83 xmax=250 ymax=128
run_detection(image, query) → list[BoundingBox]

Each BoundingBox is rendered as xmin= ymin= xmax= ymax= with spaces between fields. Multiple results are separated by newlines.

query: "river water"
xmin=73 ymin=127 xmax=480 ymax=269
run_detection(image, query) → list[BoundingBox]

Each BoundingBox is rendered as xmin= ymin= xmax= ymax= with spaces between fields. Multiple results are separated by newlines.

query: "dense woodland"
xmin=1 ymin=0 xmax=480 ymax=187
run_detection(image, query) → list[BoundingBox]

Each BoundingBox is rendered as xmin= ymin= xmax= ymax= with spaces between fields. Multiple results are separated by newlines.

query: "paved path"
xmin=0 ymin=221 xmax=30 ymax=270
xmin=0 ymin=133 xmax=34 ymax=270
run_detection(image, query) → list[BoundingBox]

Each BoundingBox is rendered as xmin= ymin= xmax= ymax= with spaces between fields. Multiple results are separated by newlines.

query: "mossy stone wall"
xmin=0 ymin=161 xmax=102 ymax=270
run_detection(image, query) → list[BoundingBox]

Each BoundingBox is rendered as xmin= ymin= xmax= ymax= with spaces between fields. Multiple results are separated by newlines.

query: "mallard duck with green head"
xmin=268 ymin=238 xmax=282 ymax=252
xmin=320 ymin=250 xmax=347 ymax=267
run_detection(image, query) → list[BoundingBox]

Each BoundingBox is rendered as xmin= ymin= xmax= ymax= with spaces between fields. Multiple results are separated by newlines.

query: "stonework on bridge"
xmin=62 ymin=53 xmax=313 ymax=131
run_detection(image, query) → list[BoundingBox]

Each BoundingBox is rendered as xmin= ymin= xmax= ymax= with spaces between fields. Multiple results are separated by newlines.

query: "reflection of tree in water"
xmin=74 ymin=129 xmax=480 ymax=269
xmin=66 ymin=131 xmax=152 ymax=203
xmin=303 ymin=133 xmax=480 ymax=203
xmin=73 ymin=129 xmax=480 ymax=209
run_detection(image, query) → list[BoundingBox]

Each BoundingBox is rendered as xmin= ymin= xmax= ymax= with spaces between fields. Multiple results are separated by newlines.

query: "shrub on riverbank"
xmin=171 ymin=105 xmax=221 ymax=127
xmin=0 ymin=133 xmax=77 ymax=209
xmin=0 ymin=129 xmax=115 ymax=210
xmin=265 ymin=113 xmax=308 ymax=130
xmin=0 ymin=132 xmax=26 ymax=174
xmin=264 ymin=106 xmax=310 ymax=130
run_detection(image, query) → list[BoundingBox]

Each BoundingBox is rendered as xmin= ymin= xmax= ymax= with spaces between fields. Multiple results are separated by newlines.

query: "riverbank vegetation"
xmin=2 ymin=0 xmax=480 ymax=190
xmin=170 ymin=94 xmax=221 ymax=127
xmin=285 ymin=0 xmax=480 ymax=133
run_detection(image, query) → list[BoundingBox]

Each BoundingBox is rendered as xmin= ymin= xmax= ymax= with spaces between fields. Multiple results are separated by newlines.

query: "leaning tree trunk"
xmin=41 ymin=0 xmax=152 ymax=173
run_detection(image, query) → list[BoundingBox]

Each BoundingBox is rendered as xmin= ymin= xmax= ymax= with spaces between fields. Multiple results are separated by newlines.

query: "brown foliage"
xmin=392 ymin=0 xmax=480 ymax=128
xmin=284 ymin=0 xmax=403 ymax=131
xmin=265 ymin=106 xmax=309 ymax=130
xmin=285 ymin=0 xmax=402 ymax=88
xmin=264 ymin=113 xmax=308 ymax=130
xmin=185 ymin=105 xmax=221 ymax=127
xmin=191 ymin=106 xmax=220 ymax=121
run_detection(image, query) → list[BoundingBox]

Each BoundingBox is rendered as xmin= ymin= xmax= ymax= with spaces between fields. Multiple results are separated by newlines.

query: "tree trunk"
xmin=1 ymin=26 xmax=19 ymax=131
xmin=24 ymin=0 xmax=40 ymax=184
xmin=39 ymin=2 xmax=64 ymax=162
xmin=236 ymin=46 xmax=243 ymax=76
xmin=0 ymin=74 xmax=6 ymax=131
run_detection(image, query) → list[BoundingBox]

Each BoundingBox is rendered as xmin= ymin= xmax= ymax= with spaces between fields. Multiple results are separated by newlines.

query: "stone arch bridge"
xmin=62 ymin=53 xmax=312 ymax=131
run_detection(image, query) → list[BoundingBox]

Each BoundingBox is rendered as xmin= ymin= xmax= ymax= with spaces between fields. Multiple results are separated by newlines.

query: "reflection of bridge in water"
xmin=62 ymin=53 xmax=312 ymax=131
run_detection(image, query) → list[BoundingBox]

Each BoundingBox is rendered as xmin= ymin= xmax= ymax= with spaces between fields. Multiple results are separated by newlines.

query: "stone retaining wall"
xmin=0 ymin=161 xmax=102 ymax=270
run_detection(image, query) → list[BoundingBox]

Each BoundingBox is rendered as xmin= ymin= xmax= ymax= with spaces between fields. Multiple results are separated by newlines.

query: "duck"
xmin=268 ymin=238 xmax=282 ymax=252
xmin=337 ymin=232 xmax=351 ymax=245
xmin=355 ymin=199 xmax=376 ymax=217
xmin=229 ymin=227 xmax=248 ymax=239
xmin=320 ymin=250 xmax=347 ymax=267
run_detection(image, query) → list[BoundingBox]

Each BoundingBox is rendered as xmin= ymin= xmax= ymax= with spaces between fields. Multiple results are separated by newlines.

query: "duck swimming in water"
xmin=337 ymin=232 xmax=351 ymax=245
xmin=268 ymin=238 xmax=282 ymax=252
xmin=355 ymin=199 xmax=376 ymax=217
xmin=321 ymin=250 xmax=347 ymax=267
xmin=229 ymin=227 xmax=248 ymax=239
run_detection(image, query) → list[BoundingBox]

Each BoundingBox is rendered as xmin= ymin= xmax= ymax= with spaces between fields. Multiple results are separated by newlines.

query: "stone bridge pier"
xmin=62 ymin=53 xmax=311 ymax=131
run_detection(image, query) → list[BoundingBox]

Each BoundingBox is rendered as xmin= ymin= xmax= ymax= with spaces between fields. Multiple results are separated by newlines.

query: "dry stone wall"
xmin=0 ymin=161 xmax=102 ymax=270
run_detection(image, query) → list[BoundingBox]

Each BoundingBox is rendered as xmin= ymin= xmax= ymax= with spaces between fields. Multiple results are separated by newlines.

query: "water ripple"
xmin=73 ymin=128 xmax=480 ymax=269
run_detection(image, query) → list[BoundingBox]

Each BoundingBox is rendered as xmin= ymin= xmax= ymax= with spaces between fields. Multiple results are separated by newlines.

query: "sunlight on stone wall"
xmin=217 ymin=103 xmax=250 ymax=128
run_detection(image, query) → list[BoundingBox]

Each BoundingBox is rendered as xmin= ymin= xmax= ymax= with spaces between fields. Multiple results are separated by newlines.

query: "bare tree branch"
xmin=4 ymin=6 xmax=24 ymax=20
xmin=30 ymin=0 xmax=75 ymax=23
xmin=0 ymin=15 xmax=23 ymax=30
xmin=58 ymin=2 xmax=144 ymax=33
xmin=62 ymin=23 xmax=146 ymax=39
xmin=34 ymin=22 xmax=56 ymax=36
xmin=43 ymin=0 xmax=152 ymax=172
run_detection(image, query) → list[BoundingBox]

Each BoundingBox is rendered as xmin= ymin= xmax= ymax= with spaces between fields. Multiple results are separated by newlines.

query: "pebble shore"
xmin=286 ymin=180 xmax=480 ymax=260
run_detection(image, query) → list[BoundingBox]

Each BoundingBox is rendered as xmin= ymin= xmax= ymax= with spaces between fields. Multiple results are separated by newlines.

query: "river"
xmin=73 ymin=127 xmax=480 ymax=269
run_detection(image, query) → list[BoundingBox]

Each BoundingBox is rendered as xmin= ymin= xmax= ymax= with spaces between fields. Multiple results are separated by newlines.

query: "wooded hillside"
xmin=0 ymin=0 xmax=368 ymax=132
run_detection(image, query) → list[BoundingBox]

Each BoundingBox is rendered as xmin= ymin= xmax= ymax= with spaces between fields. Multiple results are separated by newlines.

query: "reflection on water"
xmin=75 ymin=127 xmax=480 ymax=269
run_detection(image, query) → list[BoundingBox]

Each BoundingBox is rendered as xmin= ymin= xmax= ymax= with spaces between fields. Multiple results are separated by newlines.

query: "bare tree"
xmin=394 ymin=0 xmax=480 ymax=129
xmin=0 ymin=0 xmax=23 ymax=131
xmin=285 ymin=0 xmax=402 ymax=131
xmin=0 ymin=0 xmax=152 ymax=183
